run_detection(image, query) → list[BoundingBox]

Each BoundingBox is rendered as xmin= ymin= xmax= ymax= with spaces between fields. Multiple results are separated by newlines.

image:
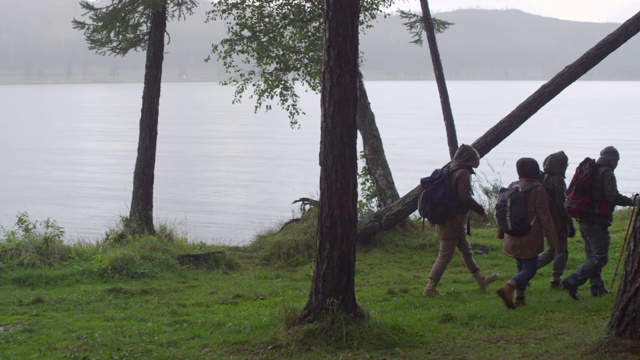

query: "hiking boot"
xmin=496 ymin=283 xmax=515 ymax=309
xmin=549 ymin=280 xmax=562 ymax=289
xmin=562 ymin=278 xmax=580 ymax=300
xmin=591 ymin=287 xmax=610 ymax=297
xmin=472 ymin=270 xmax=499 ymax=290
xmin=423 ymin=278 xmax=446 ymax=297
xmin=514 ymin=296 xmax=526 ymax=307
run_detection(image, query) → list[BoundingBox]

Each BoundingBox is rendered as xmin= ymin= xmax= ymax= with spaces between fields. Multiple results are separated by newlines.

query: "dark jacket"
xmin=584 ymin=158 xmax=634 ymax=225
xmin=543 ymin=151 xmax=574 ymax=237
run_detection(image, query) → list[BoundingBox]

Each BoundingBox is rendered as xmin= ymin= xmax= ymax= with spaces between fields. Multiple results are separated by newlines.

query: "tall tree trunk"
xmin=128 ymin=4 xmax=167 ymax=235
xmin=357 ymin=10 xmax=640 ymax=243
xmin=299 ymin=0 xmax=361 ymax=324
xmin=608 ymin=209 xmax=640 ymax=339
xmin=420 ymin=0 xmax=458 ymax=159
xmin=357 ymin=70 xmax=400 ymax=208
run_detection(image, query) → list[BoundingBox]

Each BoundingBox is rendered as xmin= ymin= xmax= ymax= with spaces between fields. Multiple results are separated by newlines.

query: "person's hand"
xmin=633 ymin=194 xmax=640 ymax=207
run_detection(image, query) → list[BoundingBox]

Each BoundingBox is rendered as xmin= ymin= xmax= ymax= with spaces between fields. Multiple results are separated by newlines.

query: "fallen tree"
xmin=357 ymin=10 xmax=640 ymax=243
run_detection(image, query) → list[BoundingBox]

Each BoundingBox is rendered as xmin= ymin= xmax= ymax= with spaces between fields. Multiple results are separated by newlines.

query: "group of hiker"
xmin=421 ymin=144 xmax=640 ymax=309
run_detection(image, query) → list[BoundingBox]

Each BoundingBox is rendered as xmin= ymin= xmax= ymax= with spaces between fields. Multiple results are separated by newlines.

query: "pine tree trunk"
xmin=128 ymin=4 xmax=167 ymax=235
xmin=357 ymin=71 xmax=400 ymax=208
xmin=357 ymin=10 xmax=640 ymax=243
xmin=420 ymin=0 xmax=458 ymax=159
xmin=298 ymin=0 xmax=361 ymax=324
xmin=608 ymin=208 xmax=640 ymax=339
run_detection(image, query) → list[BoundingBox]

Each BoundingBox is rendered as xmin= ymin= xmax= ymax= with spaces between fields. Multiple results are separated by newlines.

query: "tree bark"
xmin=608 ymin=208 xmax=640 ymax=339
xmin=357 ymin=10 xmax=640 ymax=243
xmin=420 ymin=0 xmax=458 ymax=159
xmin=299 ymin=0 xmax=361 ymax=324
xmin=357 ymin=70 xmax=400 ymax=208
xmin=128 ymin=3 xmax=167 ymax=235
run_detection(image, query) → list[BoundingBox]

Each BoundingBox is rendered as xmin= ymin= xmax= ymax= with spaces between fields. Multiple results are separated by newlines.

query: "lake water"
xmin=1 ymin=81 xmax=639 ymax=245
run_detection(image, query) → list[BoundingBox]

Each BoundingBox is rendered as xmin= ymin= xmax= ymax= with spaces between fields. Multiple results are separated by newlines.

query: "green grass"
xmin=1 ymin=210 xmax=639 ymax=359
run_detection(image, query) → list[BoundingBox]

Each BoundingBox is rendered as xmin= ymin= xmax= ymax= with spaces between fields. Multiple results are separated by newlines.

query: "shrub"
xmin=0 ymin=212 xmax=70 ymax=268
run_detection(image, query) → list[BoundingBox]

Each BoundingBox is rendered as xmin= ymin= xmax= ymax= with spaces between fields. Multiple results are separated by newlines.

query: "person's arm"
xmin=536 ymin=187 xmax=560 ymax=249
xmin=455 ymin=170 xmax=485 ymax=215
xmin=602 ymin=171 xmax=634 ymax=206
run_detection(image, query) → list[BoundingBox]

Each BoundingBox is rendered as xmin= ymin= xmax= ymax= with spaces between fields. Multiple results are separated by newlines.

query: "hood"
xmin=543 ymin=151 xmax=569 ymax=177
xmin=452 ymin=144 xmax=480 ymax=169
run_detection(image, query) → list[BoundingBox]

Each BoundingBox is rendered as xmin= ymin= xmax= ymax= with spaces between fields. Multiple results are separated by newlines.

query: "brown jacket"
xmin=435 ymin=145 xmax=485 ymax=240
xmin=502 ymin=178 xmax=560 ymax=259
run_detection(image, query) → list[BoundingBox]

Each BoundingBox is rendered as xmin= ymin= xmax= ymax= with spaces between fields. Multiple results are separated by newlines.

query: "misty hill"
xmin=1 ymin=1 xmax=639 ymax=84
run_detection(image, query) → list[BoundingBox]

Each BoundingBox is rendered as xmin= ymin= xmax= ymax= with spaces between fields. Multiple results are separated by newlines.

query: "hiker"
xmin=562 ymin=146 xmax=640 ymax=299
xmin=537 ymin=151 xmax=576 ymax=288
xmin=496 ymin=157 xmax=559 ymax=309
xmin=423 ymin=144 xmax=499 ymax=297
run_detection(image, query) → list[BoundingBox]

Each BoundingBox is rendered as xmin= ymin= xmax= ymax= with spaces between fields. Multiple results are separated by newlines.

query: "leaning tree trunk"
xmin=420 ymin=0 xmax=458 ymax=159
xmin=357 ymin=10 xmax=640 ymax=243
xmin=357 ymin=70 xmax=400 ymax=208
xmin=128 ymin=4 xmax=167 ymax=235
xmin=608 ymin=208 xmax=640 ymax=339
xmin=298 ymin=0 xmax=361 ymax=324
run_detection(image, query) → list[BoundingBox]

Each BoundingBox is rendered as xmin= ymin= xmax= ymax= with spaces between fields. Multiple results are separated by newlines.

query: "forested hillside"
xmin=1 ymin=0 xmax=639 ymax=84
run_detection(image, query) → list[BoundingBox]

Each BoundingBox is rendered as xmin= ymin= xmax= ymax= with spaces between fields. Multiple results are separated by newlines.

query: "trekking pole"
xmin=609 ymin=203 xmax=637 ymax=292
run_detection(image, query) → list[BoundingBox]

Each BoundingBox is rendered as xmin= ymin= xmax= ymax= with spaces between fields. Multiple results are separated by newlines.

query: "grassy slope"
xmin=1 ymin=211 xmax=639 ymax=359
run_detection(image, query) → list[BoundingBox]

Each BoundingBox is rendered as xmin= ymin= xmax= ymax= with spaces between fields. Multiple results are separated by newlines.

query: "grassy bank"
xmin=1 ymin=210 xmax=639 ymax=359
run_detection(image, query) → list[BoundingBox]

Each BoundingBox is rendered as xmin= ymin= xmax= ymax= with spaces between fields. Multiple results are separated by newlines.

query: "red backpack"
xmin=565 ymin=157 xmax=610 ymax=218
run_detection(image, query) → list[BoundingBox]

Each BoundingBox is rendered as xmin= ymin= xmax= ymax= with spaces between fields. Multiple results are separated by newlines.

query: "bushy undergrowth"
xmin=249 ymin=207 xmax=318 ymax=266
xmin=0 ymin=213 xmax=238 ymax=278
xmin=0 ymin=212 xmax=70 ymax=268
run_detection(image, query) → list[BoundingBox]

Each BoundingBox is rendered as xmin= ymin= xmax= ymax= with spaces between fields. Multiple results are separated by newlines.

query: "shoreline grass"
xmin=1 ymin=210 xmax=639 ymax=359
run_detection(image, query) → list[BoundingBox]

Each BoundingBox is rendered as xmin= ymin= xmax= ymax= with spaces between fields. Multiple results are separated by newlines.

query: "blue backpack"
xmin=418 ymin=168 xmax=453 ymax=225
xmin=495 ymin=181 xmax=541 ymax=236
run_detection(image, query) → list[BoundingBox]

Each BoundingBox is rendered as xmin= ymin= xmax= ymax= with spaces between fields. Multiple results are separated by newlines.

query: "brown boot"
xmin=472 ymin=270 xmax=499 ymax=290
xmin=496 ymin=281 xmax=517 ymax=309
xmin=423 ymin=278 xmax=446 ymax=297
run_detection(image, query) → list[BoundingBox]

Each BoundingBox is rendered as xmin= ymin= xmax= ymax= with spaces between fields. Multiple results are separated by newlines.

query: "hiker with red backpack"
xmin=495 ymin=158 xmax=560 ymax=309
xmin=536 ymin=151 xmax=576 ymax=288
xmin=562 ymin=146 xmax=640 ymax=299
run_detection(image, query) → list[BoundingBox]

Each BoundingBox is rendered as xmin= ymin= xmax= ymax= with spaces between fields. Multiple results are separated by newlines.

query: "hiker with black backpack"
xmin=422 ymin=144 xmax=499 ymax=297
xmin=561 ymin=146 xmax=640 ymax=300
xmin=536 ymin=151 xmax=576 ymax=288
xmin=496 ymin=158 xmax=560 ymax=309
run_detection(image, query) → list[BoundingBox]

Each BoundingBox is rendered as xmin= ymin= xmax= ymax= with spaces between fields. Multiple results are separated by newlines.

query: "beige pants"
xmin=429 ymin=212 xmax=479 ymax=281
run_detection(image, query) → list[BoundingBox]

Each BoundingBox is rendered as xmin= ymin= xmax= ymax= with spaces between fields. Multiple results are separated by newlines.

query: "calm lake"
xmin=1 ymin=81 xmax=639 ymax=245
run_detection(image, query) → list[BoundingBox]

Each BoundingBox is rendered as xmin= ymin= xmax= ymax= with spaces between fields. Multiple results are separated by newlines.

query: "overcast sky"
xmin=392 ymin=0 xmax=640 ymax=23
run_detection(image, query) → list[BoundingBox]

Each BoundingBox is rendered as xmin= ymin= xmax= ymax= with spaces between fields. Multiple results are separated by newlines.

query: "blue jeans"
xmin=512 ymin=257 xmax=538 ymax=292
xmin=566 ymin=221 xmax=610 ymax=290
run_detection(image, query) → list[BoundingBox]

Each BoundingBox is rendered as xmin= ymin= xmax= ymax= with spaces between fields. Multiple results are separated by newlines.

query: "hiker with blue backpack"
xmin=495 ymin=157 xmax=560 ymax=309
xmin=422 ymin=144 xmax=499 ymax=297
xmin=561 ymin=146 xmax=640 ymax=299
xmin=536 ymin=151 xmax=576 ymax=288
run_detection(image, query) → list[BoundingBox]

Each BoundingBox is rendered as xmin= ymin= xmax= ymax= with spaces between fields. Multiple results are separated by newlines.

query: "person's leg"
xmin=550 ymin=236 xmax=568 ymax=287
xmin=512 ymin=258 xmax=538 ymax=293
xmin=587 ymin=227 xmax=611 ymax=296
xmin=424 ymin=237 xmax=458 ymax=296
xmin=563 ymin=222 xmax=607 ymax=299
xmin=456 ymin=236 xmax=499 ymax=289
xmin=537 ymin=247 xmax=556 ymax=269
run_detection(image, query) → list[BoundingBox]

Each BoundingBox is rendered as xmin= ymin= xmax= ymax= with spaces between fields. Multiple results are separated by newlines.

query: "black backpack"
xmin=495 ymin=181 xmax=541 ymax=236
xmin=418 ymin=168 xmax=453 ymax=225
